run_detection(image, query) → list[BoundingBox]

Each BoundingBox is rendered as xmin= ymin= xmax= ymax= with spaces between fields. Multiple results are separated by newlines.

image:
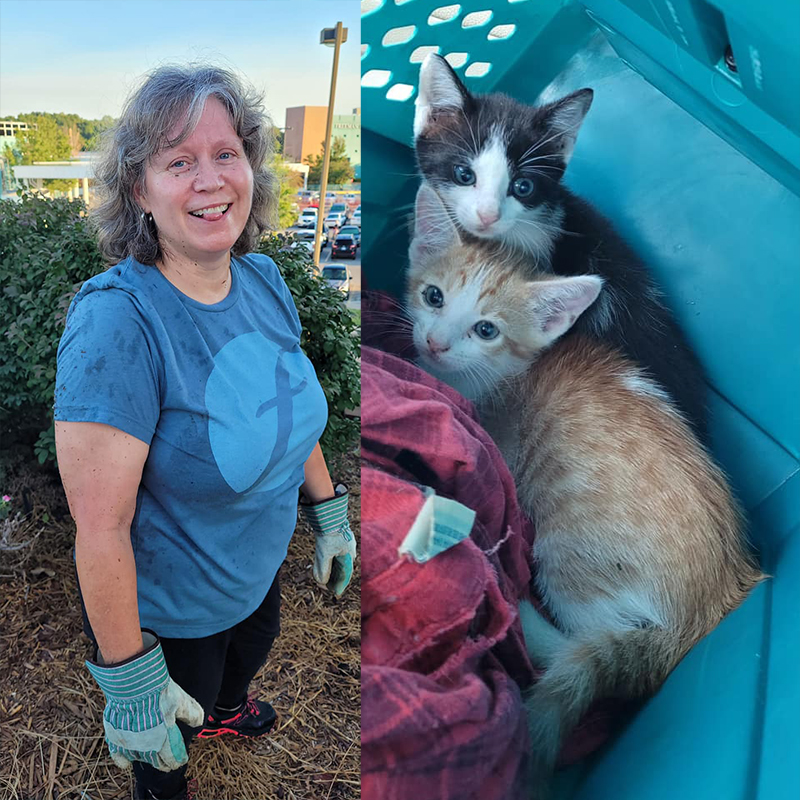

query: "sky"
xmin=0 ymin=0 xmax=361 ymax=126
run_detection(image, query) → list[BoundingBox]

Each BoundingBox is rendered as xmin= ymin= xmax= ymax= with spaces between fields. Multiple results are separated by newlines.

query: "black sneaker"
xmin=196 ymin=696 xmax=277 ymax=739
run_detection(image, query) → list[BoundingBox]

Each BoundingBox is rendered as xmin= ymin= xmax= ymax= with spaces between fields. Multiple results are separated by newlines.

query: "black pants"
xmin=78 ymin=571 xmax=281 ymax=799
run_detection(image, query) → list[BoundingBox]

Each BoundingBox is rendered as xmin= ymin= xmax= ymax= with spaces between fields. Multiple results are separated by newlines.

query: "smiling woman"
xmin=52 ymin=65 xmax=357 ymax=800
xmin=133 ymin=96 xmax=256 ymax=301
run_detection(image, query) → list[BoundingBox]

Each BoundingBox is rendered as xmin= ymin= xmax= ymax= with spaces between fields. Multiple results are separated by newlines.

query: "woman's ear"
xmin=133 ymin=180 xmax=148 ymax=212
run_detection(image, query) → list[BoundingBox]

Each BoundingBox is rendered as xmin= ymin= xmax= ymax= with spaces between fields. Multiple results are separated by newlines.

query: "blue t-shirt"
xmin=54 ymin=253 xmax=328 ymax=637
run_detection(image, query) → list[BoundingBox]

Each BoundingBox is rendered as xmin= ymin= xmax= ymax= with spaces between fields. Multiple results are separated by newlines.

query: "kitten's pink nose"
xmin=477 ymin=208 xmax=500 ymax=228
xmin=427 ymin=336 xmax=450 ymax=356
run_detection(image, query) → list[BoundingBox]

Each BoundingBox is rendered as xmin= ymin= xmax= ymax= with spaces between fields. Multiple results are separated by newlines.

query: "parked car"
xmin=321 ymin=265 xmax=351 ymax=299
xmin=351 ymin=208 xmax=361 ymax=228
xmin=329 ymin=202 xmax=349 ymax=220
xmin=345 ymin=193 xmax=359 ymax=201
xmin=294 ymin=224 xmax=329 ymax=248
xmin=325 ymin=191 xmax=337 ymax=199
xmin=338 ymin=225 xmax=361 ymax=246
xmin=332 ymin=233 xmax=357 ymax=260
xmin=325 ymin=211 xmax=345 ymax=227
xmin=297 ymin=208 xmax=318 ymax=228
xmin=284 ymin=240 xmax=314 ymax=254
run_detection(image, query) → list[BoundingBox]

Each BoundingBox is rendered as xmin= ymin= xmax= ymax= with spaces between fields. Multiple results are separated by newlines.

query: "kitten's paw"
xmin=518 ymin=600 xmax=567 ymax=668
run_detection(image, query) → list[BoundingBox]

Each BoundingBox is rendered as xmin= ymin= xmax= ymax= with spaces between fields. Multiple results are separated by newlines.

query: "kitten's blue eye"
xmin=474 ymin=320 xmax=499 ymax=340
xmin=423 ymin=285 xmax=444 ymax=308
xmin=512 ymin=178 xmax=534 ymax=198
xmin=452 ymin=164 xmax=476 ymax=186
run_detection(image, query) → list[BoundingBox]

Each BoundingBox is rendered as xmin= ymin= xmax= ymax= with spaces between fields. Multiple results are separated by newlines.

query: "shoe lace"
xmin=245 ymin=696 xmax=260 ymax=717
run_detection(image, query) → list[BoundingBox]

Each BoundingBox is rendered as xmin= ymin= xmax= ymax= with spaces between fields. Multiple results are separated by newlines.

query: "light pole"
xmin=312 ymin=21 xmax=348 ymax=272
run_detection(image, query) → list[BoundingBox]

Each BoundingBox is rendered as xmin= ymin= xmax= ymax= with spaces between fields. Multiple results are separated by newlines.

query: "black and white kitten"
xmin=413 ymin=54 xmax=707 ymax=439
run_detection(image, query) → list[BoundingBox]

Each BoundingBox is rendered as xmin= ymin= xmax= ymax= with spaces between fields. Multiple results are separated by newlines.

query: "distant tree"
xmin=79 ymin=115 xmax=116 ymax=151
xmin=274 ymin=128 xmax=285 ymax=155
xmin=16 ymin=115 xmax=71 ymax=165
xmin=2 ymin=142 xmax=19 ymax=166
xmin=15 ymin=116 xmax=73 ymax=193
xmin=304 ymin=136 xmax=354 ymax=185
xmin=272 ymin=155 xmax=303 ymax=229
xmin=4 ymin=112 xmax=119 ymax=195
xmin=50 ymin=113 xmax=85 ymax=154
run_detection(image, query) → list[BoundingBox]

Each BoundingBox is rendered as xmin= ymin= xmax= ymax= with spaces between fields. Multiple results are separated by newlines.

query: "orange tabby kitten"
xmin=407 ymin=184 xmax=764 ymax=796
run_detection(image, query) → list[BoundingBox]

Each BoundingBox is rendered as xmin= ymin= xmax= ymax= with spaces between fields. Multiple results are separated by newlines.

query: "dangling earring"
xmin=141 ymin=211 xmax=153 ymax=224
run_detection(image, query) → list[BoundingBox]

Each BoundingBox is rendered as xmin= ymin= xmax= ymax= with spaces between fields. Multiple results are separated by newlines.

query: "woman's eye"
xmin=170 ymin=160 xmax=188 ymax=169
xmin=219 ymin=152 xmax=233 ymax=160
xmin=474 ymin=320 xmax=499 ymax=340
xmin=423 ymin=285 xmax=444 ymax=308
xmin=512 ymin=177 xmax=534 ymax=198
xmin=452 ymin=164 xmax=476 ymax=186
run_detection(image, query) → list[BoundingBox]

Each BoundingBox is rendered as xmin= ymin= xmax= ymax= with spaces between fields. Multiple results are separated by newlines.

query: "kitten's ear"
xmin=414 ymin=54 xmax=468 ymax=139
xmin=528 ymin=276 xmax=603 ymax=345
xmin=409 ymin=182 xmax=461 ymax=262
xmin=539 ymin=88 xmax=593 ymax=165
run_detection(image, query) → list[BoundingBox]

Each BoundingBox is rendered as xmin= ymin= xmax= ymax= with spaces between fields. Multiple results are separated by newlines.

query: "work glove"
xmin=86 ymin=630 xmax=204 ymax=772
xmin=300 ymin=483 xmax=357 ymax=597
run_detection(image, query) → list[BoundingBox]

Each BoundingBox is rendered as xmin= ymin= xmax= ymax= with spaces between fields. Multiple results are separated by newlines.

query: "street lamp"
xmin=312 ymin=22 xmax=348 ymax=271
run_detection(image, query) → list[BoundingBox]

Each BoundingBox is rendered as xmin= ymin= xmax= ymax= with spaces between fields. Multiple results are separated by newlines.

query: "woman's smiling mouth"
xmin=188 ymin=203 xmax=232 ymax=221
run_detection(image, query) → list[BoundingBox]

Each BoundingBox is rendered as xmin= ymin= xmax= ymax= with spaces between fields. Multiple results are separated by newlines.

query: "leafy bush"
xmin=0 ymin=192 xmax=360 ymax=465
xmin=0 ymin=194 xmax=102 ymax=462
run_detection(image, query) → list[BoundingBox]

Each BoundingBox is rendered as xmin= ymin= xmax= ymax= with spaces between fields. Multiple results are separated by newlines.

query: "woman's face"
xmin=136 ymin=95 xmax=254 ymax=266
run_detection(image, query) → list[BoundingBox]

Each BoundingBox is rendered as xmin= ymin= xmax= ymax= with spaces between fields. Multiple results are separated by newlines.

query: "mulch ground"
xmin=0 ymin=451 xmax=360 ymax=800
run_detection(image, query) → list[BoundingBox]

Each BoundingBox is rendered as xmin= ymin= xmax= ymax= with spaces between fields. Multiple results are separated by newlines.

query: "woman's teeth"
xmin=189 ymin=204 xmax=230 ymax=217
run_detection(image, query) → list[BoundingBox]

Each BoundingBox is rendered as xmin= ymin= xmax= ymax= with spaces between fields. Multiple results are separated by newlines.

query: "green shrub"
xmin=0 ymin=192 xmax=360 ymax=464
xmin=0 ymin=193 xmax=102 ymax=462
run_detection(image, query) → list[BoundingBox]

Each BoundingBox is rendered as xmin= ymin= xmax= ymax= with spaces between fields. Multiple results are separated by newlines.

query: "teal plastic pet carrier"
xmin=360 ymin=1 xmax=800 ymax=798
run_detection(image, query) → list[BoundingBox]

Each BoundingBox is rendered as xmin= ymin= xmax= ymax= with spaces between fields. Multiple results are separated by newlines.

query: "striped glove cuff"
xmin=300 ymin=484 xmax=350 ymax=536
xmin=86 ymin=631 xmax=169 ymax=701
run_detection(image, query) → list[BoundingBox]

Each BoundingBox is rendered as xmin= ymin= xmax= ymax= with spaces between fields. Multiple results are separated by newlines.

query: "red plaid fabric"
xmin=361 ymin=293 xmax=625 ymax=799
xmin=362 ymin=340 xmax=536 ymax=800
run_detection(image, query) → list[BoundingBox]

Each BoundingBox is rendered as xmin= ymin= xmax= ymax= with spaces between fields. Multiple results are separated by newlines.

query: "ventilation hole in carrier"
xmin=465 ymin=62 xmax=492 ymax=78
xmin=361 ymin=0 xmax=384 ymax=16
xmin=488 ymin=24 xmax=516 ymax=40
xmin=386 ymin=83 xmax=415 ymax=102
xmin=462 ymin=10 xmax=492 ymax=28
xmin=409 ymin=45 xmax=441 ymax=63
xmin=427 ymin=5 xmax=461 ymax=25
xmin=382 ymin=25 xmax=417 ymax=47
xmin=361 ymin=69 xmax=393 ymax=88
xmin=444 ymin=52 xmax=469 ymax=69
xmin=361 ymin=44 xmax=370 ymax=59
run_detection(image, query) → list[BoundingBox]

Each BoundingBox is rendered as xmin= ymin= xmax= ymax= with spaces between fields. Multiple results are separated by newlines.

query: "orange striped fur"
xmin=407 ymin=225 xmax=763 ymax=797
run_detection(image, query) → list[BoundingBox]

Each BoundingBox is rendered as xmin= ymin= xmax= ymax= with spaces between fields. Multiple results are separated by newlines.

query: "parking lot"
xmin=286 ymin=192 xmax=361 ymax=311
xmin=283 ymin=223 xmax=361 ymax=311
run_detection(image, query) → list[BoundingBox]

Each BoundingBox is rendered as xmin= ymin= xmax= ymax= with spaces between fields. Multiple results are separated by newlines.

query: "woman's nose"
xmin=192 ymin=160 xmax=225 ymax=191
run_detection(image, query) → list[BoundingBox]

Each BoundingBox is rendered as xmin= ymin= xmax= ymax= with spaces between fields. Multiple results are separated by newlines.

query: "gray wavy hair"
xmin=91 ymin=63 xmax=278 ymax=265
